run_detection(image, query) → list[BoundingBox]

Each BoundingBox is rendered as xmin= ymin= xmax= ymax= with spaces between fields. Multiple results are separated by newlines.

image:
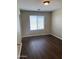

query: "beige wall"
xmin=17 ymin=7 xmax=22 ymax=44
xmin=20 ymin=11 xmax=51 ymax=37
xmin=51 ymin=9 xmax=62 ymax=39
xmin=17 ymin=5 xmax=22 ymax=59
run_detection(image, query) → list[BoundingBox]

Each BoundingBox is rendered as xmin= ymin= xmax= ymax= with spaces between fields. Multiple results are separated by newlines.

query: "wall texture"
xmin=20 ymin=11 xmax=51 ymax=37
xmin=17 ymin=7 xmax=22 ymax=44
xmin=51 ymin=9 xmax=62 ymax=39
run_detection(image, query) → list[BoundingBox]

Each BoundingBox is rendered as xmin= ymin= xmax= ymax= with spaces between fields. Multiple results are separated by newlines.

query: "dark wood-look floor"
xmin=20 ymin=35 xmax=62 ymax=59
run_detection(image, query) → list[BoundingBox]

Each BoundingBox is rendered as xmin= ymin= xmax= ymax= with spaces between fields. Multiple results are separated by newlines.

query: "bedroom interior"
xmin=17 ymin=0 xmax=62 ymax=59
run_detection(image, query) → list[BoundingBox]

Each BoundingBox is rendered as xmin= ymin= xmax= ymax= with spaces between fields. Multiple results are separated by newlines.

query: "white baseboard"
xmin=22 ymin=33 xmax=62 ymax=40
xmin=22 ymin=33 xmax=50 ymax=38
xmin=17 ymin=43 xmax=22 ymax=59
xmin=50 ymin=34 xmax=62 ymax=40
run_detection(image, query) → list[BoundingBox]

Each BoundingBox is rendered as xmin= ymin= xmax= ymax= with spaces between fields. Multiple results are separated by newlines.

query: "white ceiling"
xmin=18 ymin=0 xmax=62 ymax=11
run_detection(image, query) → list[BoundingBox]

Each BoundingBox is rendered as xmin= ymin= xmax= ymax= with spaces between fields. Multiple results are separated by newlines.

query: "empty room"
xmin=17 ymin=0 xmax=62 ymax=59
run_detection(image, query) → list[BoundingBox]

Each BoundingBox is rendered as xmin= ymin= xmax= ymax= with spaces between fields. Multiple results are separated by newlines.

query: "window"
xmin=30 ymin=15 xmax=44 ymax=30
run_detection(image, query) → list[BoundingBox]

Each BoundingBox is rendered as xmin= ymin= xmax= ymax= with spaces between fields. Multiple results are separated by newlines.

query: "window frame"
xmin=29 ymin=15 xmax=45 ymax=31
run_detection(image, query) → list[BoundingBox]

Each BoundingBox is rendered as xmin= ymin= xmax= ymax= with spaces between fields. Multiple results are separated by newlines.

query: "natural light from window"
xmin=30 ymin=15 xmax=44 ymax=30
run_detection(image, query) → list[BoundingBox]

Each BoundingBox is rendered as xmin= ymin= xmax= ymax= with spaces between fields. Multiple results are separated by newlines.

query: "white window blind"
xmin=30 ymin=15 xmax=44 ymax=30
